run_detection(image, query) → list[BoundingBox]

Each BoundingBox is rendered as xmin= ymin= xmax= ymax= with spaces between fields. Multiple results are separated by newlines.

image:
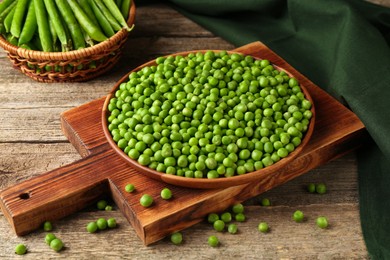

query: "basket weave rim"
xmin=0 ymin=2 xmax=136 ymax=61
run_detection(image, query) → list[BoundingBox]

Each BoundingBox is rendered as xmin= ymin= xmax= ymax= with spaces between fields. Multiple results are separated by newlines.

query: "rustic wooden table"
xmin=0 ymin=1 xmax=388 ymax=259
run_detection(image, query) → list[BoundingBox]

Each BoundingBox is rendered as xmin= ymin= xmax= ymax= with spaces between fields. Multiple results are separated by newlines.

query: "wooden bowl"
xmin=102 ymin=50 xmax=315 ymax=189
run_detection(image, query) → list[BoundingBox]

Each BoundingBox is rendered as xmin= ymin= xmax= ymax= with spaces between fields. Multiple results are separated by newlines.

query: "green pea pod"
xmin=44 ymin=0 xmax=71 ymax=51
xmin=0 ymin=23 xmax=5 ymax=34
xmin=66 ymin=0 xmax=107 ymax=42
xmin=57 ymin=7 xmax=73 ymax=51
xmin=10 ymin=0 xmax=30 ymax=38
xmin=88 ymin=0 xmax=114 ymax=37
xmin=55 ymin=0 xmax=85 ymax=50
xmin=34 ymin=0 xmax=53 ymax=51
xmin=49 ymin=18 xmax=58 ymax=46
xmin=102 ymin=0 xmax=129 ymax=31
xmin=78 ymin=0 xmax=99 ymax=27
xmin=93 ymin=0 xmax=121 ymax=32
xmin=32 ymin=34 xmax=43 ymax=51
xmin=18 ymin=0 xmax=37 ymax=46
xmin=3 ymin=3 xmax=16 ymax=33
xmin=0 ymin=1 xmax=16 ymax=23
xmin=120 ymin=0 xmax=130 ymax=21
xmin=0 ymin=0 xmax=14 ymax=15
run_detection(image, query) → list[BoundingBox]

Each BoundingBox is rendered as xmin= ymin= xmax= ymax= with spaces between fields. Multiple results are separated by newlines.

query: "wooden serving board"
xmin=0 ymin=42 xmax=367 ymax=245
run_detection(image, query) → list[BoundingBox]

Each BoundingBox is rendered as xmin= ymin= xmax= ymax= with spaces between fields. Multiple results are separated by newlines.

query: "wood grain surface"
xmin=1 ymin=1 xmax=388 ymax=259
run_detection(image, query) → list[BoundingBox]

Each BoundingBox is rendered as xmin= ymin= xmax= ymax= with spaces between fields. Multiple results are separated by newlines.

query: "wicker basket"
xmin=0 ymin=3 xmax=136 ymax=83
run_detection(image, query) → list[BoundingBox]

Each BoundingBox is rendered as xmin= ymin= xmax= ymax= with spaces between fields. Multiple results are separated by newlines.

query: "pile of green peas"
xmin=107 ymin=51 xmax=313 ymax=179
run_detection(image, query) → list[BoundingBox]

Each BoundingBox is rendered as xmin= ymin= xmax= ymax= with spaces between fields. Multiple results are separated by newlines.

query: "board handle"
xmin=0 ymin=150 xmax=119 ymax=236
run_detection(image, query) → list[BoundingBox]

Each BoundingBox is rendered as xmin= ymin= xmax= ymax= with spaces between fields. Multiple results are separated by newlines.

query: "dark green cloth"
xmin=163 ymin=0 xmax=390 ymax=258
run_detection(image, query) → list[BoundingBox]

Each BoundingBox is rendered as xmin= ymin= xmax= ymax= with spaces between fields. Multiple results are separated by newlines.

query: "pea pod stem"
xmin=102 ymin=0 xmax=129 ymax=31
xmin=67 ymin=0 xmax=107 ymax=42
xmin=88 ymin=0 xmax=114 ymax=37
xmin=55 ymin=0 xmax=85 ymax=50
xmin=44 ymin=0 xmax=71 ymax=51
xmin=34 ymin=0 xmax=53 ymax=52
xmin=10 ymin=0 xmax=30 ymax=38
xmin=18 ymin=0 xmax=37 ymax=46
xmin=93 ymin=0 xmax=121 ymax=32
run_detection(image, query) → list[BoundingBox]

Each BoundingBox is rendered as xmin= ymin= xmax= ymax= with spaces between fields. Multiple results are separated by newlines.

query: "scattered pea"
xmin=97 ymin=200 xmax=108 ymax=210
xmin=307 ymin=183 xmax=316 ymax=193
xmin=45 ymin=233 xmax=57 ymax=244
xmin=50 ymin=238 xmax=64 ymax=252
xmin=258 ymin=222 xmax=269 ymax=233
xmin=86 ymin=222 xmax=98 ymax=233
xmin=228 ymin=223 xmax=238 ymax=234
xmin=231 ymin=203 xmax=244 ymax=214
xmin=96 ymin=218 xmax=108 ymax=230
xmin=220 ymin=212 xmax=232 ymax=223
xmin=316 ymin=216 xmax=328 ymax=229
xmin=235 ymin=213 xmax=246 ymax=222
xmin=207 ymin=213 xmax=219 ymax=223
xmin=213 ymin=220 xmax=225 ymax=232
xmin=15 ymin=244 xmax=27 ymax=255
xmin=107 ymin=218 xmax=117 ymax=228
xmin=293 ymin=210 xmax=304 ymax=222
xmin=140 ymin=194 xmax=153 ymax=207
xmin=316 ymin=183 xmax=327 ymax=194
xmin=125 ymin=183 xmax=135 ymax=193
xmin=170 ymin=232 xmax=183 ymax=245
xmin=43 ymin=221 xmax=53 ymax=231
xmin=261 ymin=198 xmax=271 ymax=206
xmin=161 ymin=188 xmax=172 ymax=200
xmin=105 ymin=205 xmax=113 ymax=211
xmin=208 ymin=235 xmax=219 ymax=247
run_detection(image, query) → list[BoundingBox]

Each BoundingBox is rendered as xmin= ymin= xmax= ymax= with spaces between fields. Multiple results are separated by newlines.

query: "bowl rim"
xmin=102 ymin=49 xmax=316 ymax=189
xmin=0 ymin=1 xmax=136 ymax=61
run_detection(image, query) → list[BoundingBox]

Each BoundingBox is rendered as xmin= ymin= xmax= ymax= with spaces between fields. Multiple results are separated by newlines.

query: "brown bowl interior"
xmin=102 ymin=50 xmax=316 ymax=189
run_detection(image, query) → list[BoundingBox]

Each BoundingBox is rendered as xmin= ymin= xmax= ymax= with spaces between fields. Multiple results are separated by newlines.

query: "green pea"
xmin=15 ymin=244 xmax=27 ymax=255
xmin=50 ymin=238 xmax=64 ymax=252
xmin=258 ymin=222 xmax=269 ymax=233
xmin=43 ymin=221 xmax=53 ymax=231
xmin=208 ymin=235 xmax=219 ymax=247
xmin=170 ymin=232 xmax=183 ymax=245
xmin=125 ymin=183 xmax=135 ymax=193
xmin=207 ymin=213 xmax=219 ymax=223
xmin=96 ymin=218 xmax=108 ymax=230
xmin=87 ymin=222 xmax=98 ymax=233
xmin=45 ymin=233 xmax=56 ymax=244
xmin=97 ymin=200 xmax=108 ymax=210
xmin=228 ymin=223 xmax=238 ymax=234
xmin=316 ymin=216 xmax=328 ymax=229
xmin=293 ymin=210 xmax=304 ymax=222
xmin=140 ymin=194 xmax=153 ymax=207
xmin=107 ymin=218 xmax=117 ymax=228
xmin=316 ymin=183 xmax=327 ymax=194
xmin=161 ymin=188 xmax=172 ymax=200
